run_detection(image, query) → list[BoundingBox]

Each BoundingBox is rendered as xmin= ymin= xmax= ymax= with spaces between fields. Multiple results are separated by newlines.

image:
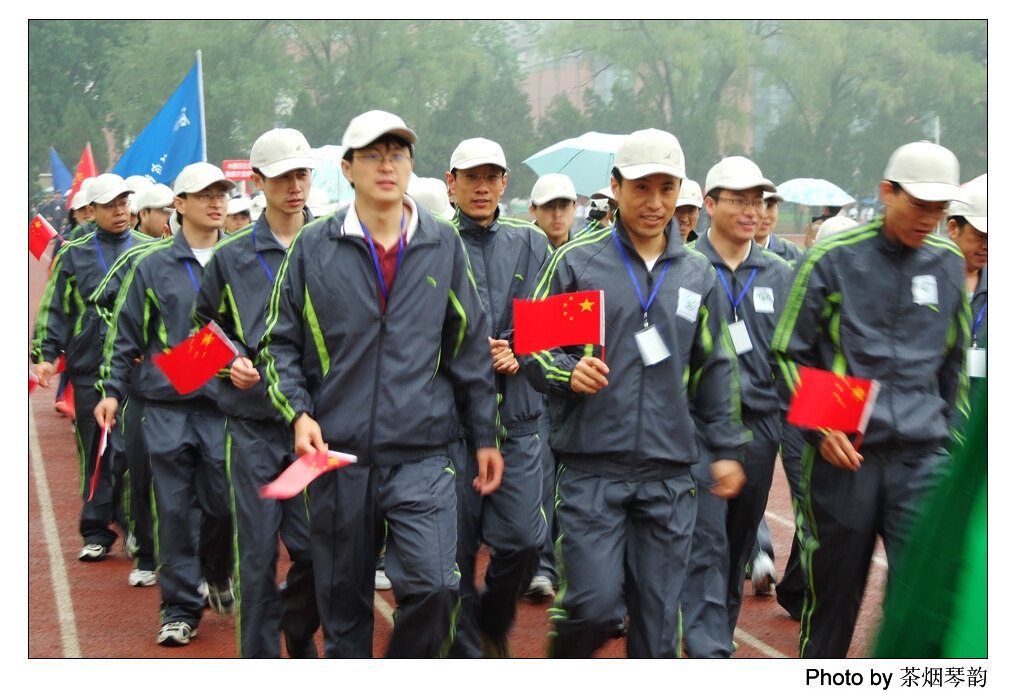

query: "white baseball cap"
xmin=408 ymin=176 xmax=455 ymax=219
xmin=450 ymin=138 xmax=508 ymax=172
xmin=136 ymin=183 xmax=175 ymax=211
xmin=613 ymin=128 xmax=685 ymax=181
xmin=591 ymin=186 xmax=615 ymax=202
xmin=124 ymin=175 xmax=153 ymax=192
xmin=250 ymin=192 xmax=266 ymax=220
xmin=227 ymin=196 xmax=253 ymax=216
xmin=307 ymin=187 xmax=336 ymax=217
xmin=173 ymin=162 xmax=235 ymax=196
xmin=883 ymin=140 xmax=961 ymax=202
xmin=703 ymin=156 xmax=776 ymax=196
xmin=530 ymin=173 xmax=577 ymax=206
xmin=88 ymin=173 xmax=133 ymax=205
xmin=764 ymin=190 xmax=785 ymax=204
xmin=675 ymin=179 xmax=703 ymax=208
xmin=950 ymin=173 xmax=986 ymax=233
xmin=341 ymin=110 xmax=417 ymax=150
xmin=815 ymin=216 xmax=859 ymax=243
xmin=251 ymin=128 xmax=319 ymax=178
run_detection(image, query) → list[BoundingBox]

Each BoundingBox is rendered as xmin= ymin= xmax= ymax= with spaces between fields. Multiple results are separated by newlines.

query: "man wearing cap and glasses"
xmin=772 ymin=141 xmax=971 ymax=657
xmin=680 ymin=156 xmax=794 ymax=657
xmin=257 ymin=111 xmax=502 ymax=658
xmin=192 ymin=128 xmax=322 ymax=658
xmin=94 ymin=162 xmax=238 ymax=647
xmin=947 ymin=173 xmax=987 ymax=388
xmin=32 ymin=173 xmax=154 ymax=565
xmin=675 ymin=178 xmax=703 ymax=243
xmin=520 ymin=128 xmax=749 ymax=658
xmin=444 ymin=137 xmax=549 ymax=658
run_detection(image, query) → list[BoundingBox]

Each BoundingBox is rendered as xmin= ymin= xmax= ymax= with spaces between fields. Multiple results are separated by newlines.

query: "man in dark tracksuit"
xmin=32 ymin=174 xmax=152 ymax=561
xmin=258 ymin=110 xmax=503 ymax=658
xmin=95 ymin=162 xmax=238 ymax=647
xmin=193 ymin=128 xmax=321 ymax=658
xmin=771 ymin=141 xmax=969 ymax=658
xmin=521 ymin=129 xmax=751 ymax=658
xmin=756 ymin=191 xmax=803 ymax=264
xmin=681 ymin=157 xmax=793 ymax=657
xmin=445 ymin=138 xmax=549 ymax=657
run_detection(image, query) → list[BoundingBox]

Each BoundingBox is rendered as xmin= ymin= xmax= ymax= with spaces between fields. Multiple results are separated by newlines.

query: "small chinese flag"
xmin=29 ymin=370 xmax=39 ymax=393
xmin=513 ymin=290 xmax=605 ymax=355
xmin=260 ymin=450 xmax=357 ymax=500
xmin=153 ymin=322 xmax=238 ymax=394
xmin=787 ymin=366 xmax=881 ymax=434
xmin=29 ymin=214 xmax=59 ymax=260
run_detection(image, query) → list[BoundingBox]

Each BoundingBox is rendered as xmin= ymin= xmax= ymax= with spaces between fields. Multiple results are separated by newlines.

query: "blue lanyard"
xmin=184 ymin=259 xmax=201 ymax=293
xmin=251 ymin=230 xmax=275 ymax=283
xmin=92 ymin=232 xmax=131 ymax=274
xmin=714 ymin=265 xmax=757 ymax=321
xmin=360 ymin=212 xmax=406 ymax=304
xmin=971 ymin=302 xmax=986 ymax=347
xmin=612 ymin=229 xmax=670 ymax=327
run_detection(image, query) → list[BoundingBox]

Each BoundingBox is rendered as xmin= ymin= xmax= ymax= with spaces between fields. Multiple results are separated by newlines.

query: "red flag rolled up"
xmin=260 ymin=450 xmax=357 ymax=500
xmin=153 ymin=322 xmax=239 ymax=394
xmin=513 ymin=290 xmax=604 ymax=355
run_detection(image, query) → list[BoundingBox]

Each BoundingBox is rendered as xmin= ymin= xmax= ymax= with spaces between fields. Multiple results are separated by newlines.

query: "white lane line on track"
xmin=29 ymin=403 xmax=81 ymax=658
xmin=734 ymin=626 xmax=789 ymax=658
xmin=765 ymin=508 xmax=887 ymax=569
xmin=374 ymin=592 xmax=395 ymax=626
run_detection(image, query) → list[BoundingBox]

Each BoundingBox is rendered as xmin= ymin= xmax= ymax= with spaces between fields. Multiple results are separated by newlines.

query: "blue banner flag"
xmin=49 ymin=148 xmax=72 ymax=195
xmin=112 ymin=58 xmax=205 ymax=184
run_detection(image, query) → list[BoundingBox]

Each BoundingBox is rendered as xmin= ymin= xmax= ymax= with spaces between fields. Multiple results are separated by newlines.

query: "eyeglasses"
xmin=716 ymin=196 xmax=767 ymax=212
xmin=354 ymin=152 xmax=411 ymax=166
xmin=190 ymin=191 xmax=230 ymax=203
xmin=899 ymin=191 xmax=949 ymax=219
xmin=459 ymin=172 xmax=504 ymax=185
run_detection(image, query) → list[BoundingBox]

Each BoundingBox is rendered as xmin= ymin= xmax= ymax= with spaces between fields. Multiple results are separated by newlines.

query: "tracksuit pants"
xmin=451 ymin=432 xmax=546 ymax=657
xmin=534 ymin=412 xmax=560 ymax=587
xmin=798 ymin=442 xmax=949 ymax=657
xmin=145 ymin=403 xmax=233 ymax=629
xmin=308 ymin=454 xmax=459 ymax=658
xmin=550 ymin=466 xmax=696 ymax=658
xmin=72 ymin=377 xmax=120 ymax=549
xmin=122 ymin=396 xmax=156 ymax=572
xmin=776 ymin=423 xmax=807 ymax=618
xmin=227 ymin=417 xmax=319 ymax=658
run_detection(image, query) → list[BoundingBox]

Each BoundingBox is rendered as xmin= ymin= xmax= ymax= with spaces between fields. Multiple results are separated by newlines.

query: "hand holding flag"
xmin=786 ymin=366 xmax=880 ymax=450
xmin=29 ymin=214 xmax=60 ymax=260
xmin=513 ymin=290 xmax=604 ymax=355
xmin=153 ymin=322 xmax=238 ymax=394
xmin=260 ymin=450 xmax=357 ymax=499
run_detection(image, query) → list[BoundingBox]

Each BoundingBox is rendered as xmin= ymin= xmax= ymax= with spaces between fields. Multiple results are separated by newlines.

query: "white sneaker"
xmin=157 ymin=621 xmax=195 ymax=646
xmin=123 ymin=531 xmax=138 ymax=556
xmin=522 ymin=575 xmax=555 ymax=604
xmin=207 ymin=579 xmax=236 ymax=615
xmin=78 ymin=543 xmax=109 ymax=561
xmin=751 ymin=553 xmax=776 ymax=595
xmin=128 ymin=568 xmax=157 ymax=587
xmin=374 ymin=569 xmax=392 ymax=591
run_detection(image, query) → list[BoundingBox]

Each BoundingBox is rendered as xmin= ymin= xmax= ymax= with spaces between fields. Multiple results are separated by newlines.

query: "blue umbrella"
xmin=523 ymin=132 xmax=628 ymax=197
xmin=776 ymin=178 xmax=855 ymax=207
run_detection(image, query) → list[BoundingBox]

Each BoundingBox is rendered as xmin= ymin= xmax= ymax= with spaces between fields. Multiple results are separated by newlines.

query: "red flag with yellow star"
xmin=29 ymin=214 xmax=59 ymax=260
xmin=513 ymin=290 xmax=604 ymax=355
xmin=67 ymin=142 xmax=98 ymax=203
xmin=153 ymin=322 xmax=238 ymax=394
xmin=260 ymin=450 xmax=357 ymax=499
xmin=787 ymin=366 xmax=880 ymax=434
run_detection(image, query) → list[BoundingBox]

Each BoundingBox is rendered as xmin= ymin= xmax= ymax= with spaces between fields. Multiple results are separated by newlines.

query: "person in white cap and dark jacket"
xmin=257 ymin=110 xmax=503 ymax=658
xmin=520 ymin=128 xmax=750 ymax=658
xmin=94 ymin=162 xmax=238 ymax=647
xmin=675 ymin=178 xmax=703 ymax=243
xmin=32 ymin=173 xmax=154 ymax=564
xmin=681 ymin=156 xmax=794 ymax=657
xmin=529 ymin=172 xmax=578 ymax=250
xmin=445 ymin=137 xmax=549 ymax=658
xmin=193 ymin=128 xmax=322 ymax=658
xmin=947 ymin=172 xmax=987 ymax=388
xmin=772 ymin=140 xmax=970 ymax=657
xmin=755 ymin=190 xmax=803 ymax=264
xmin=135 ymin=183 xmax=175 ymax=239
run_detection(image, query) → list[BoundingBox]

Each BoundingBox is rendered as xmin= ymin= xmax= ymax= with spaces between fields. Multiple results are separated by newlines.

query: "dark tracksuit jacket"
xmin=32 ymin=222 xmax=153 ymax=546
xmin=761 ymin=232 xmax=803 ymax=265
xmin=97 ymin=228 xmax=233 ymax=629
xmin=520 ymin=218 xmax=751 ymax=658
xmin=771 ymin=217 xmax=970 ymax=658
xmin=258 ymin=198 xmax=498 ymax=658
xmin=192 ymin=209 xmax=319 ymax=658
xmin=684 ymin=231 xmax=795 ymax=654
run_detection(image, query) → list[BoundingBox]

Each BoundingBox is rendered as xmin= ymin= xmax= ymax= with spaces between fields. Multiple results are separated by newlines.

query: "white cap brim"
xmin=616 ymin=162 xmax=685 ymax=181
xmin=258 ymin=156 xmax=319 ymax=178
xmin=900 ymin=181 xmax=964 ymax=202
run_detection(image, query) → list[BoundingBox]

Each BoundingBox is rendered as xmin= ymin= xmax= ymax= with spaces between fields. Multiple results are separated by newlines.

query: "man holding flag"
xmin=771 ymin=141 xmax=971 ymax=658
xmin=94 ymin=162 xmax=236 ymax=647
xmin=32 ymin=174 xmax=153 ymax=563
xmin=518 ymin=128 xmax=750 ymax=658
